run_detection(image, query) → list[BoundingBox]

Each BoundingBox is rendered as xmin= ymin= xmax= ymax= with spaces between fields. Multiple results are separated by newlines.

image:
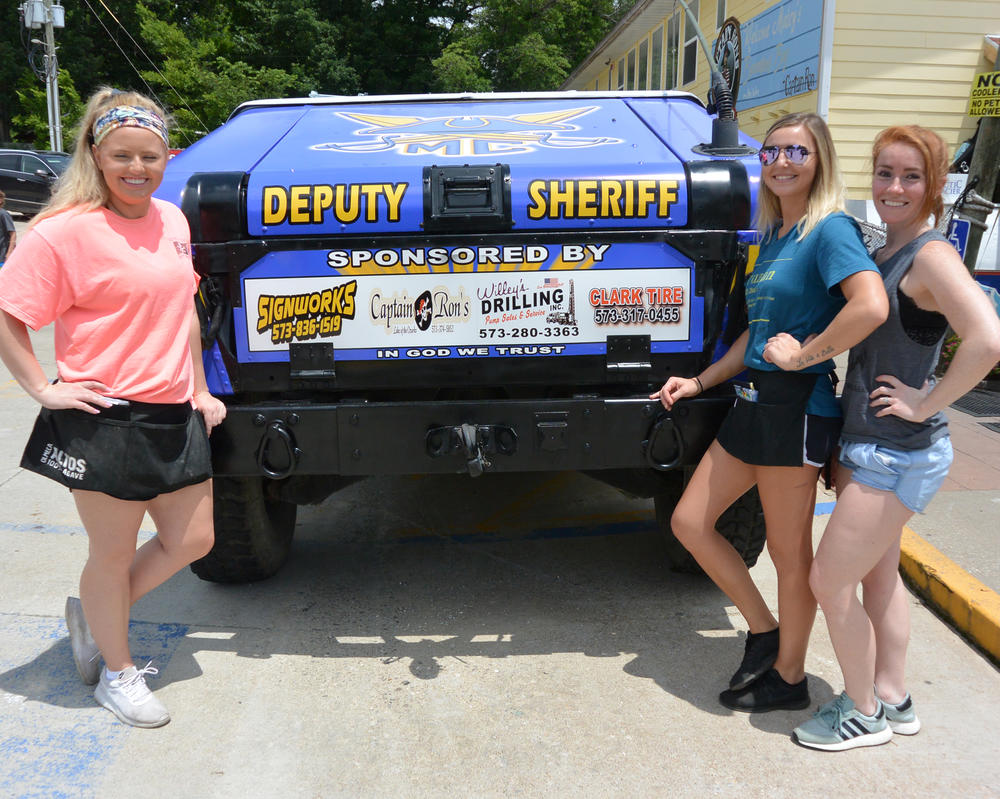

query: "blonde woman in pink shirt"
xmin=0 ymin=88 xmax=226 ymax=728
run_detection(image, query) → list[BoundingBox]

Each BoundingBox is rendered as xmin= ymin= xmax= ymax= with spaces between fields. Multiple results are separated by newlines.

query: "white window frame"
xmin=650 ymin=25 xmax=663 ymax=90
xmin=682 ymin=0 xmax=700 ymax=85
xmin=665 ymin=12 xmax=680 ymax=89
xmin=638 ymin=39 xmax=649 ymax=89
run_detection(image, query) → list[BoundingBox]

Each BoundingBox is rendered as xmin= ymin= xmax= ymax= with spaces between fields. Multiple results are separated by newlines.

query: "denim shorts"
xmin=839 ymin=436 xmax=953 ymax=513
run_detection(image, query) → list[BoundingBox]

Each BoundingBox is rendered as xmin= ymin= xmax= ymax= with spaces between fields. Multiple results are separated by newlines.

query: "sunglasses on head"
xmin=758 ymin=144 xmax=811 ymax=166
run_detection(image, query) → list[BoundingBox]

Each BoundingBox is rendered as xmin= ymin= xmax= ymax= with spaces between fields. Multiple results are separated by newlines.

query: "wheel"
xmin=190 ymin=476 xmax=297 ymax=583
xmin=653 ymin=473 xmax=766 ymax=575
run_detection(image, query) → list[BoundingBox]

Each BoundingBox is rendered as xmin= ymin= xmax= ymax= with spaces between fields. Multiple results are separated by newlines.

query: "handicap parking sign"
xmin=947 ymin=217 xmax=971 ymax=259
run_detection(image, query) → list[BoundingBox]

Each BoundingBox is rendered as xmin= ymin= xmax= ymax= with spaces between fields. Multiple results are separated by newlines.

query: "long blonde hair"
xmin=755 ymin=112 xmax=845 ymax=242
xmin=30 ymin=87 xmax=170 ymax=227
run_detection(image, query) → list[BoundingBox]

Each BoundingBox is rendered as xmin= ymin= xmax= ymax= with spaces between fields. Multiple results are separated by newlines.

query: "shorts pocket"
xmin=870 ymin=445 xmax=907 ymax=476
xmin=127 ymin=412 xmax=211 ymax=496
xmin=718 ymin=396 xmax=807 ymax=466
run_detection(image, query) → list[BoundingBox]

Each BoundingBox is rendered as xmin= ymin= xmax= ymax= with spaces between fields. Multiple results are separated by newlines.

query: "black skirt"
xmin=716 ymin=368 xmax=821 ymax=467
xmin=20 ymin=400 xmax=211 ymax=501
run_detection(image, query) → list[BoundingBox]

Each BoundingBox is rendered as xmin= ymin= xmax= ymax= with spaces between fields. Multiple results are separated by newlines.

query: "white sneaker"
xmin=65 ymin=597 xmax=101 ymax=685
xmin=94 ymin=662 xmax=171 ymax=728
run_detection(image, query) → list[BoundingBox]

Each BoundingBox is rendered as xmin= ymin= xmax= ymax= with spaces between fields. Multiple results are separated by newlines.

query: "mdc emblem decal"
xmin=312 ymin=107 xmax=622 ymax=157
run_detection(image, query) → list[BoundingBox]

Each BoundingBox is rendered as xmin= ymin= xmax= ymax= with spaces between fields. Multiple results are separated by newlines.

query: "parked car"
xmin=0 ymin=149 xmax=70 ymax=215
xmin=157 ymin=91 xmax=766 ymax=583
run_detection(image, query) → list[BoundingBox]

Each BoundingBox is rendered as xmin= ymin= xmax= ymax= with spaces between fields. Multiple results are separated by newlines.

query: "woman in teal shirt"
xmin=651 ymin=112 xmax=888 ymax=712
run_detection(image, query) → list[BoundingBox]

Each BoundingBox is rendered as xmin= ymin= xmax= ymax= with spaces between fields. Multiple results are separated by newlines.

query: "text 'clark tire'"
xmin=190 ymin=476 xmax=297 ymax=583
xmin=654 ymin=480 xmax=766 ymax=575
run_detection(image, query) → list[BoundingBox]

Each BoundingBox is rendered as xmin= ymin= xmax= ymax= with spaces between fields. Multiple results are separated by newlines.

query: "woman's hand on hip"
xmin=870 ymin=375 xmax=931 ymax=423
xmin=193 ymin=391 xmax=227 ymax=435
xmin=36 ymin=380 xmax=114 ymax=413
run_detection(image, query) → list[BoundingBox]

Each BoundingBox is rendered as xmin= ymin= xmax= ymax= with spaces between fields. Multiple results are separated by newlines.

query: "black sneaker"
xmin=729 ymin=627 xmax=779 ymax=691
xmin=719 ymin=668 xmax=810 ymax=713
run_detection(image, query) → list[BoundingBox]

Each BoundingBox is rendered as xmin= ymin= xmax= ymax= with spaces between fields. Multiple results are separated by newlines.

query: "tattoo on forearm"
xmin=793 ymin=345 xmax=835 ymax=370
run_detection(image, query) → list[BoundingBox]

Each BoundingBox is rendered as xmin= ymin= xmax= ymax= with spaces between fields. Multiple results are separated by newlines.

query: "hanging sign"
xmin=969 ymin=70 xmax=1000 ymax=117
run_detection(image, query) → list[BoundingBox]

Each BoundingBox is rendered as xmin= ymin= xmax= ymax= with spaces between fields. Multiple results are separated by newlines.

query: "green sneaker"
xmin=793 ymin=693 xmax=893 ymax=751
xmin=881 ymin=692 xmax=921 ymax=735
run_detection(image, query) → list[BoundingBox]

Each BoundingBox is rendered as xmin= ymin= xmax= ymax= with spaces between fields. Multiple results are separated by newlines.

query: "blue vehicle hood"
xmin=159 ymin=93 xmax=760 ymax=237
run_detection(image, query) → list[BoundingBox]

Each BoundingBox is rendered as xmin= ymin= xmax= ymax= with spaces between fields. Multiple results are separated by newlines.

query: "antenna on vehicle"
xmin=675 ymin=0 xmax=756 ymax=157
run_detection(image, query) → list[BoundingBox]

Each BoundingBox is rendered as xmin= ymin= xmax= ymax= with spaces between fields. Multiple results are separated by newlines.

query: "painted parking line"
xmin=399 ymin=500 xmax=836 ymax=545
xmin=0 ymin=521 xmax=157 ymax=540
xmin=0 ymin=615 xmax=187 ymax=799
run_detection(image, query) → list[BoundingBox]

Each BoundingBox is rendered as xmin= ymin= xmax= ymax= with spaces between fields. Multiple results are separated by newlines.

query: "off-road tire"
xmin=190 ymin=476 xmax=297 ymax=583
xmin=654 ymin=477 xmax=766 ymax=575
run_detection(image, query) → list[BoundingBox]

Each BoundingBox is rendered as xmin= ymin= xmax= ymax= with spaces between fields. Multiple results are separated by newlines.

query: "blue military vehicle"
xmin=157 ymin=91 xmax=764 ymax=582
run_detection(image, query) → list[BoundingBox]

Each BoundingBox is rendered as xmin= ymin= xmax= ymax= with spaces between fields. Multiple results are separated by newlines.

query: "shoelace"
xmin=117 ymin=661 xmax=159 ymax=702
xmin=815 ymin=694 xmax=854 ymax=729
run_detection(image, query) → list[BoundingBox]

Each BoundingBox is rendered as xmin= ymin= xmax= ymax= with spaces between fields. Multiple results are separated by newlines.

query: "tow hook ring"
xmin=256 ymin=420 xmax=301 ymax=479
xmin=644 ymin=415 xmax=684 ymax=471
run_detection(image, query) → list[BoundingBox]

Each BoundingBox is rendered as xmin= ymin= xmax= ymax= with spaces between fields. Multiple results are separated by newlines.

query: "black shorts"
xmin=717 ymin=368 xmax=840 ymax=467
xmin=20 ymin=401 xmax=211 ymax=501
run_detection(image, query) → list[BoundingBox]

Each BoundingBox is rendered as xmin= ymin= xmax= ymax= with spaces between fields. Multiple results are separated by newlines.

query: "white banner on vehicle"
xmin=244 ymin=268 xmax=691 ymax=354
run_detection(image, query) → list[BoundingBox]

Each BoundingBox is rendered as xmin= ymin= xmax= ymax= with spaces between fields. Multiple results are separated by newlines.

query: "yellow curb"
xmin=900 ymin=526 xmax=1000 ymax=663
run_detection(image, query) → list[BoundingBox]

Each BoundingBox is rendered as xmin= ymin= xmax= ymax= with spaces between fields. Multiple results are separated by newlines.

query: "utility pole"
xmin=960 ymin=41 xmax=1000 ymax=273
xmin=21 ymin=0 xmax=65 ymax=151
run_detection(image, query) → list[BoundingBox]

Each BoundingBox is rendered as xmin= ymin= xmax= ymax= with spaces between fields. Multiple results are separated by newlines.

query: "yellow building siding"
xmin=830 ymin=0 xmax=995 ymax=198
xmin=564 ymin=0 xmax=995 ymax=200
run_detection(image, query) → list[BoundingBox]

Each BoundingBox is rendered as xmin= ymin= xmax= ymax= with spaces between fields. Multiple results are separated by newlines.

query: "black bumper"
xmin=210 ymin=395 xmax=733 ymax=478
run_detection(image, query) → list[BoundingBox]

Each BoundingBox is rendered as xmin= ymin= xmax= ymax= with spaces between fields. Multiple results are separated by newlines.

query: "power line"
xmin=78 ymin=0 xmax=209 ymax=144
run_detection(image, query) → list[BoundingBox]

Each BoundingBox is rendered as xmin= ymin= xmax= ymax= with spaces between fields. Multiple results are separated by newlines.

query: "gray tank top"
xmin=840 ymin=230 xmax=949 ymax=450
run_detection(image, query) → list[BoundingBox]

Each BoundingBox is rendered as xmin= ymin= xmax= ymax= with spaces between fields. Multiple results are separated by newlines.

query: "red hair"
xmin=872 ymin=126 xmax=949 ymax=225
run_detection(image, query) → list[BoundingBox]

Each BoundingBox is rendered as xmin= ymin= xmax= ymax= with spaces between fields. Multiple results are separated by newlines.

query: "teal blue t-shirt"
xmin=745 ymin=212 xmax=878 ymax=416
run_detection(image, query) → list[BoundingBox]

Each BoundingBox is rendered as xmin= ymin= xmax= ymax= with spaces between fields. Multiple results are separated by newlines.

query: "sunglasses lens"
xmin=759 ymin=145 xmax=808 ymax=165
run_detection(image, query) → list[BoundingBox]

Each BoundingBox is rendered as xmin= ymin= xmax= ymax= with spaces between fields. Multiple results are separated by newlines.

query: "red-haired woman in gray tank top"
xmin=792 ymin=126 xmax=1000 ymax=751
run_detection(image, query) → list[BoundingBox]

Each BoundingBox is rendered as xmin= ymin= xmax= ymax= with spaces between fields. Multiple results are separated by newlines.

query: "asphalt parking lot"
xmin=1 ymin=214 xmax=998 ymax=797
xmin=0 ymin=326 xmax=998 ymax=799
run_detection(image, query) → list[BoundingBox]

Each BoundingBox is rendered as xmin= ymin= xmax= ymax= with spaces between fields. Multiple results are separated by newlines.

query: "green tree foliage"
xmin=0 ymin=0 xmax=630 ymax=146
xmin=317 ymin=0 xmax=481 ymax=95
xmin=432 ymin=41 xmax=492 ymax=93
xmin=135 ymin=3 xmax=299 ymax=142
xmin=11 ymin=69 xmax=84 ymax=148
xmin=434 ymin=0 xmax=627 ymax=92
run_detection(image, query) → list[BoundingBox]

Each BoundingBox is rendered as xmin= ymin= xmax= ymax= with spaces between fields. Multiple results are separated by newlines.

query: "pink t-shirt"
xmin=0 ymin=198 xmax=199 ymax=403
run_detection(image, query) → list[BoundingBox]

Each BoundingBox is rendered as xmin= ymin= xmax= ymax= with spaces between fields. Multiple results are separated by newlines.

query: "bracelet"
xmin=693 ymin=375 xmax=704 ymax=395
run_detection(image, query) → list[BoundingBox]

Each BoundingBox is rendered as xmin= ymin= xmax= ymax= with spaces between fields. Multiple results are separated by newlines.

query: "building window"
xmin=638 ymin=39 xmax=649 ymax=89
xmin=665 ymin=12 xmax=680 ymax=89
xmin=717 ymin=0 xmax=726 ymax=29
xmin=608 ymin=65 xmax=614 ymax=91
xmin=617 ymin=57 xmax=625 ymax=90
xmin=682 ymin=0 xmax=699 ymax=85
xmin=626 ymin=48 xmax=636 ymax=90
xmin=650 ymin=26 xmax=663 ymax=90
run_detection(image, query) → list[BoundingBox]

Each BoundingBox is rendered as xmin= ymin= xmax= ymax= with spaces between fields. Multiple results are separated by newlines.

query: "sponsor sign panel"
xmin=237 ymin=242 xmax=700 ymax=362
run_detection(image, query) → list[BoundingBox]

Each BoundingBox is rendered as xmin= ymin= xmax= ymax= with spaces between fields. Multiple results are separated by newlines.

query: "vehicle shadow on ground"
xmin=2 ymin=472 xmax=830 ymax=727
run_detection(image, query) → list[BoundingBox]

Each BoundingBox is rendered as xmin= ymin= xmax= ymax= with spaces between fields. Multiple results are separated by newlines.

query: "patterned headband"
xmin=92 ymin=105 xmax=169 ymax=148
